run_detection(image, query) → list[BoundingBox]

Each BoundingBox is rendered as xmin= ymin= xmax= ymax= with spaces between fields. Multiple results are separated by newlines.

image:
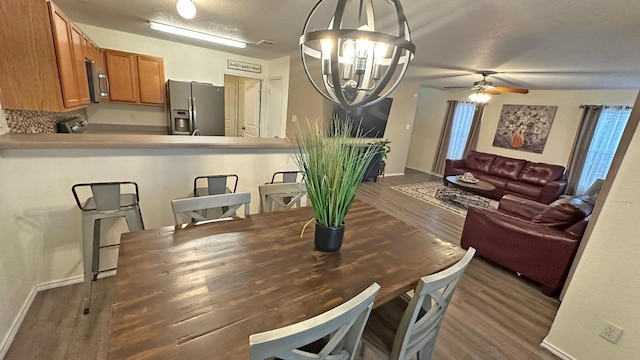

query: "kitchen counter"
xmin=0 ymin=133 xmax=294 ymax=151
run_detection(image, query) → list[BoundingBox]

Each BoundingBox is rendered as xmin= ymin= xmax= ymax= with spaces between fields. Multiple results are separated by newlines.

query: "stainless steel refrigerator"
xmin=167 ymin=80 xmax=225 ymax=135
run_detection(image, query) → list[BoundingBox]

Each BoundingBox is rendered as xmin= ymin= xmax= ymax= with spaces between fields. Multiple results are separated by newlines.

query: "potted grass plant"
xmin=293 ymin=117 xmax=381 ymax=252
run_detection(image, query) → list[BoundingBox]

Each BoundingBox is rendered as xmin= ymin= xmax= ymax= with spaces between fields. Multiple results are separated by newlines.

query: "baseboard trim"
xmin=383 ymin=172 xmax=404 ymax=177
xmin=0 ymin=272 xmax=108 ymax=358
xmin=0 ymin=286 xmax=37 ymax=359
xmin=541 ymin=339 xmax=576 ymax=360
xmin=405 ymin=166 xmax=441 ymax=177
xmin=35 ymin=275 xmax=83 ymax=292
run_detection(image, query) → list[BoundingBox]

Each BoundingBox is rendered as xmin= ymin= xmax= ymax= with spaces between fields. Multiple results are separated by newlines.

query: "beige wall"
xmin=285 ymin=56 xmax=331 ymax=140
xmin=407 ymin=88 xmax=638 ymax=173
xmin=543 ymin=91 xmax=640 ymax=359
xmin=0 ymin=103 xmax=8 ymax=135
xmin=0 ymin=147 xmax=295 ymax=356
xmin=383 ymin=80 xmax=421 ymax=175
xmin=79 ymin=24 xmax=288 ymax=129
xmin=286 ymin=56 xmax=421 ymax=175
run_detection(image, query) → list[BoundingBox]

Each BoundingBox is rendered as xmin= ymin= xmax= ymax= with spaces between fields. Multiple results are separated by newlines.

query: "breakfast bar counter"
xmin=0 ymin=133 xmax=294 ymax=151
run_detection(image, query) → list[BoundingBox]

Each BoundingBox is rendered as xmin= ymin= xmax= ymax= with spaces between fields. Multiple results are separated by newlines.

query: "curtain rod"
xmin=579 ymin=105 xmax=633 ymax=109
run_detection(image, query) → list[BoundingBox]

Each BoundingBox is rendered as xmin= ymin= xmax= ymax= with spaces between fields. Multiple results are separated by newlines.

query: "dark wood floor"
xmin=6 ymin=169 xmax=559 ymax=360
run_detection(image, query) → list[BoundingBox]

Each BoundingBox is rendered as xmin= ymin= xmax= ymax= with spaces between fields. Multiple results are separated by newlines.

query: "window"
xmin=446 ymin=102 xmax=476 ymax=159
xmin=576 ymin=106 xmax=632 ymax=194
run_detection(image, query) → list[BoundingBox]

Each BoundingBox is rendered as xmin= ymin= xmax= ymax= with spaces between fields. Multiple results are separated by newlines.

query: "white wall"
xmin=543 ymin=92 xmax=640 ymax=359
xmin=79 ymin=24 xmax=288 ymax=128
xmin=406 ymin=89 xmax=638 ymax=172
xmin=0 ymin=147 xmax=296 ymax=355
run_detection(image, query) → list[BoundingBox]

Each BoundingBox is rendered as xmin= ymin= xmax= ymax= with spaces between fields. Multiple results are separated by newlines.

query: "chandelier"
xmin=300 ymin=0 xmax=415 ymax=110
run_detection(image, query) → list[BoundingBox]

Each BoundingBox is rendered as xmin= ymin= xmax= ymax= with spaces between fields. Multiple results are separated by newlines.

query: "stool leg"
xmin=123 ymin=207 xmax=144 ymax=231
xmin=92 ymin=219 xmax=101 ymax=281
xmin=82 ymin=215 xmax=95 ymax=314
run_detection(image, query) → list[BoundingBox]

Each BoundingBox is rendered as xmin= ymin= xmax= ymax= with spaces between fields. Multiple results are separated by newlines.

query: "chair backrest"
xmin=271 ymin=171 xmax=302 ymax=184
xmin=390 ymin=248 xmax=476 ymax=360
xmin=171 ymin=192 xmax=250 ymax=225
xmin=193 ymin=174 xmax=239 ymax=197
xmin=72 ymin=181 xmax=140 ymax=212
xmin=259 ymin=182 xmax=307 ymax=212
xmin=250 ymin=283 xmax=380 ymax=360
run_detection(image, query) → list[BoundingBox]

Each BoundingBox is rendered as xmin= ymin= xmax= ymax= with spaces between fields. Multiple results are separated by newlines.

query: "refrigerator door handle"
xmin=187 ymin=96 xmax=193 ymax=131
xmin=192 ymin=97 xmax=197 ymax=134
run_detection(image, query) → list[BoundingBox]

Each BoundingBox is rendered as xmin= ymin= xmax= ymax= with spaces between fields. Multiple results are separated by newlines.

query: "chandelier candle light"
xmin=300 ymin=0 xmax=415 ymax=110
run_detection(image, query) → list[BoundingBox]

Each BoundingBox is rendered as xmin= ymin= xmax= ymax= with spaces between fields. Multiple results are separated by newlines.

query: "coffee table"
xmin=436 ymin=175 xmax=496 ymax=209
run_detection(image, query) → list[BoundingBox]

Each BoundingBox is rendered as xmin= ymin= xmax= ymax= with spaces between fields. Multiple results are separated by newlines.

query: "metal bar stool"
xmin=72 ymin=181 xmax=145 ymax=314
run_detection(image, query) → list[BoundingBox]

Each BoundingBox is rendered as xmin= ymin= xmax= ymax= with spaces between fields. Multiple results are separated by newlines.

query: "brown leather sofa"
xmin=444 ymin=150 xmax=567 ymax=204
xmin=460 ymin=194 xmax=595 ymax=295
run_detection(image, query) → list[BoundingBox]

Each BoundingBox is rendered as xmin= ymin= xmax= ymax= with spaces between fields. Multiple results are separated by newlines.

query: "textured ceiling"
xmin=55 ymin=0 xmax=640 ymax=90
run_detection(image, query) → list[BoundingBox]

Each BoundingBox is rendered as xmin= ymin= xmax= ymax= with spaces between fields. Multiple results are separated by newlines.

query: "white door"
xmin=243 ymin=80 xmax=261 ymax=137
xmin=266 ymin=77 xmax=284 ymax=138
xmin=224 ymin=80 xmax=238 ymax=136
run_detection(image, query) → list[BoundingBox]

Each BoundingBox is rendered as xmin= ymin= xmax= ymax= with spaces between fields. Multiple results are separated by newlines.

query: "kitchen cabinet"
xmin=49 ymin=3 xmax=81 ymax=108
xmin=105 ymin=50 xmax=165 ymax=106
xmin=0 ymin=0 xmax=96 ymax=112
xmin=48 ymin=2 xmax=90 ymax=107
xmin=106 ymin=50 xmax=138 ymax=103
xmin=70 ymin=23 xmax=91 ymax=105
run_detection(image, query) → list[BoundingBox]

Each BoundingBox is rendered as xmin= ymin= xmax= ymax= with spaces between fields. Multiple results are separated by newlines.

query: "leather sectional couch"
xmin=460 ymin=194 xmax=595 ymax=295
xmin=444 ymin=150 xmax=567 ymax=204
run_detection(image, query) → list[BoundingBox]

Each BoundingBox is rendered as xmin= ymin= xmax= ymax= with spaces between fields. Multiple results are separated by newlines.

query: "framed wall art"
xmin=492 ymin=104 xmax=558 ymax=153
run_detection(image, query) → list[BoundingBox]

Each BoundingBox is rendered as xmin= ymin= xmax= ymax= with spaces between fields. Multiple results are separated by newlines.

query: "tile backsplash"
xmin=5 ymin=108 xmax=88 ymax=133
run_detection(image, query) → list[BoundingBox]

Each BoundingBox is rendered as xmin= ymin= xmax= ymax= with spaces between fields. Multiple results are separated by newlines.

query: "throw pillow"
xmin=532 ymin=195 xmax=595 ymax=229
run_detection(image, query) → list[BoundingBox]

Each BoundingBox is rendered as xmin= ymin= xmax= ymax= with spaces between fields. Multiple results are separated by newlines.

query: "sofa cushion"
xmin=505 ymin=181 xmax=543 ymax=199
xmin=517 ymin=162 xmax=565 ymax=185
xmin=465 ymin=151 xmax=496 ymax=173
xmin=532 ymin=195 xmax=595 ymax=229
xmin=489 ymin=156 xmax=527 ymax=180
xmin=474 ymin=173 xmax=508 ymax=189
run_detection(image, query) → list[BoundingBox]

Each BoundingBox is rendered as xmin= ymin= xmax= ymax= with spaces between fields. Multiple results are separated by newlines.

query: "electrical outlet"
xmin=292 ymin=115 xmax=298 ymax=123
xmin=600 ymin=322 xmax=623 ymax=344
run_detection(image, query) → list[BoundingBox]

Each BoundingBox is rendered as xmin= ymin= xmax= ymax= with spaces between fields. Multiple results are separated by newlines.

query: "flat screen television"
xmin=332 ymin=97 xmax=393 ymax=138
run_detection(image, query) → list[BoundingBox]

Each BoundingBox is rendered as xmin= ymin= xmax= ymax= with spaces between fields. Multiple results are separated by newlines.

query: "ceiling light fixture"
xmin=176 ymin=0 xmax=196 ymax=19
xmin=149 ymin=21 xmax=246 ymax=49
xmin=469 ymin=90 xmax=491 ymax=103
xmin=300 ymin=0 xmax=415 ymax=110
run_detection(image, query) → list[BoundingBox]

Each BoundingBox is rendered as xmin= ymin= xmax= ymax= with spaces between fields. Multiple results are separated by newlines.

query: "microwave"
xmin=85 ymin=60 xmax=109 ymax=102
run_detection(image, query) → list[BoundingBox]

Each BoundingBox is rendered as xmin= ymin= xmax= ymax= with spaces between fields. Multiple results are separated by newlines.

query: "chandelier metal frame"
xmin=300 ymin=0 xmax=415 ymax=110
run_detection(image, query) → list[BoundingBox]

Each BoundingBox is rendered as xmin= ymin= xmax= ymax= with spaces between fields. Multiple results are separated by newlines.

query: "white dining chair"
xmin=259 ymin=182 xmax=307 ymax=212
xmin=171 ymin=192 xmax=250 ymax=225
xmin=361 ymin=248 xmax=476 ymax=360
xmin=249 ymin=282 xmax=381 ymax=360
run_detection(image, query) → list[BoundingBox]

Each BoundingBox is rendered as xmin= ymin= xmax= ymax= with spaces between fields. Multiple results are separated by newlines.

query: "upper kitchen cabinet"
xmin=105 ymin=50 xmax=165 ymax=106
xmin=137 ymin=55 xmax=165 ymax=105
xmin=0 ymin=0 xmax=93 ymax=112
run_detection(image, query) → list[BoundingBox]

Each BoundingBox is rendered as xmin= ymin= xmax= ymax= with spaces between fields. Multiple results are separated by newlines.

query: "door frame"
xmin=223 ymin=72 xmax=265 ymax=137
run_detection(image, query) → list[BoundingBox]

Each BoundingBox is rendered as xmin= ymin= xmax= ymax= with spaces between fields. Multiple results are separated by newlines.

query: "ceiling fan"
xmin=445 ymin=71 xmax=529 ymax=102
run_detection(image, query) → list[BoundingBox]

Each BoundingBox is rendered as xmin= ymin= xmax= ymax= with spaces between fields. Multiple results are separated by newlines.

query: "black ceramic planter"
xmin=314 ymin=221 xmax=345 ymax=252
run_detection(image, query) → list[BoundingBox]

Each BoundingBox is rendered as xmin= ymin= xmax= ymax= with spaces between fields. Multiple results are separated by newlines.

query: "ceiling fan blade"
xmin=443 ymin=86 xmax=471 ymax=90
xmin=494 ymin=86 xmax=529 ymax=94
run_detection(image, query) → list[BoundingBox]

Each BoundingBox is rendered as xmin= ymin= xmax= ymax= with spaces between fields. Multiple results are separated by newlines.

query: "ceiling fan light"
xmin=176 ymin=0 xmax=196 ymax=19
xmin=469 ymin=91 xmax=491 ymax=103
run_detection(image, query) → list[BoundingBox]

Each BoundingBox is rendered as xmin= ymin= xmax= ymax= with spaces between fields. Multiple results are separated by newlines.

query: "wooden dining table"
xmin=107 ymin=199 xmax=465 ymax=359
